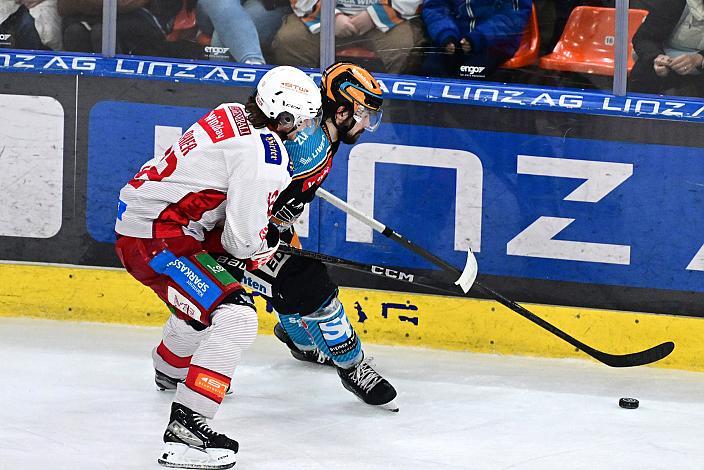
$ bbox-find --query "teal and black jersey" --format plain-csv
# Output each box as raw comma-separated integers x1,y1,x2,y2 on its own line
273,125,340,213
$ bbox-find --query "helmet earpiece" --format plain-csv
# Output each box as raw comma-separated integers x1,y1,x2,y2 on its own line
277,111,295,128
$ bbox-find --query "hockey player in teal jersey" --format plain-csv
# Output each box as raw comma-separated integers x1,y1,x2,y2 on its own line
264,62,398,411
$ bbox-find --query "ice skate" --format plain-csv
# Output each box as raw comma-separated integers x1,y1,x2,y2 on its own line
337,356,399,412
273,323,334,366
158,402,238,469
156,370,181,391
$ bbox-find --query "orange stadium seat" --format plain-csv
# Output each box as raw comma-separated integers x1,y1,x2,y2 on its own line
166,0,197,42
538,6,648,76
501,4,540,69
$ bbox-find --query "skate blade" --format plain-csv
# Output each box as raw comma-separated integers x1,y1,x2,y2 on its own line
380,399,399,413
349,392,399,412
158,442,236,469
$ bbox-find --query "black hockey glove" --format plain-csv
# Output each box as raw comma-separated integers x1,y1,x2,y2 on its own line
272,196,305,231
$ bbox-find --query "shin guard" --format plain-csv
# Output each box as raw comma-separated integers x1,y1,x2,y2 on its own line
277,312,316,352
301,298,362,369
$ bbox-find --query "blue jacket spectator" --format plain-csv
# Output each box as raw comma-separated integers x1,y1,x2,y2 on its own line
422,0,531,77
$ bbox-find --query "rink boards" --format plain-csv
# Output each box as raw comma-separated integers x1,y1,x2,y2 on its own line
1,53,704,370
1,261,702,372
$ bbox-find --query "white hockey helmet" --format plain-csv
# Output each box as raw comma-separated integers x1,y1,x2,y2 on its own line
255,66,322,136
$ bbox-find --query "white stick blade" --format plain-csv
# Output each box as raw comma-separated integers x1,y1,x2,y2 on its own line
454,251,478,293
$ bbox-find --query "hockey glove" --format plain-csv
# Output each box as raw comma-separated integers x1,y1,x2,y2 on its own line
271,196,305,231
245,222,280,271
279,226,302,249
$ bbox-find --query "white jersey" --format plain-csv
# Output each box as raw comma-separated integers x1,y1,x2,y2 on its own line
115,103,293,260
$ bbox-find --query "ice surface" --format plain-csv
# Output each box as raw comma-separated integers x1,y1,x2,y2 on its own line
1,317,702,470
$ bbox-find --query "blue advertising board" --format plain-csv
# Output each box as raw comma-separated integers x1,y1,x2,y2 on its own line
87,101,704,295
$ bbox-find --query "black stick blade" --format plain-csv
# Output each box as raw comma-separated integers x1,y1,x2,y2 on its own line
586,341,675,368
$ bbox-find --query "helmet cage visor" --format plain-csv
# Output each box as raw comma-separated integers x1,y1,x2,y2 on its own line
352,106,382,132
338,81,383,132
292,107,323,137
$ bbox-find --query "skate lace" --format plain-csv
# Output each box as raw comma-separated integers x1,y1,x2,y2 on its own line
192,414,220,440
349,358,383,392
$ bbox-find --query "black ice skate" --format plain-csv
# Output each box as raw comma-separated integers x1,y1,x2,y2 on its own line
156,370,181,391
273,323,334,366
338,357,399,412
158,402,238,469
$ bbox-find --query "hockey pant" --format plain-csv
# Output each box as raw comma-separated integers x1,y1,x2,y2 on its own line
215,251,363,369
116,232,260,418
153,296,258,418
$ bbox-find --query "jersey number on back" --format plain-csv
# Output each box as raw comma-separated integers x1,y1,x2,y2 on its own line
129,147,177,189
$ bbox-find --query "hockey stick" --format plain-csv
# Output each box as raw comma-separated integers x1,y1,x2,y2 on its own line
316,190,478,293
278,244,461,295
316,188,675,368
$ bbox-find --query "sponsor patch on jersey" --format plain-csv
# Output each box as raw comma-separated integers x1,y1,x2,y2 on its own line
258,251,289,277
150,250,222,310
166,286,201,321
194,253,238,286
303,157,332,191
228,106,251,136
240,271,271,296
261,134,282,165
198,108,235,143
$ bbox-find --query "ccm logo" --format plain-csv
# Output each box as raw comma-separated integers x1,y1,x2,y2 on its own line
460,65,485,75
371,265,414,282
205,46,229,55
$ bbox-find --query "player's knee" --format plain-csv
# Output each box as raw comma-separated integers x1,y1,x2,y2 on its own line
211,291,258,348
234,306,258,349
304,296,342,320
272,257,337,315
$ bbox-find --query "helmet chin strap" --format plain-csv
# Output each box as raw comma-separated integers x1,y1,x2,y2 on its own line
284,127,299,139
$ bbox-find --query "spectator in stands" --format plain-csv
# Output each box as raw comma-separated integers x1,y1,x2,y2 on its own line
271,0,425,74
58,0,181,57
1,0,62,50
422,0,532,78
630,0,704,96
196,0,291,64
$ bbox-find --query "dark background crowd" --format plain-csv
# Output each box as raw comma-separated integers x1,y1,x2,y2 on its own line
1,0,702,97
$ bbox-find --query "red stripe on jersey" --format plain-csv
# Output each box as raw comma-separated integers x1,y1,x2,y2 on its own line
156,341,192,368
129,147,178,189
185,365,231,403
154,189,226,238
228,106,251,136
198,108,235,143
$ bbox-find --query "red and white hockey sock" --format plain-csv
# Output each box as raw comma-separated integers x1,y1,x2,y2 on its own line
174,302,258,418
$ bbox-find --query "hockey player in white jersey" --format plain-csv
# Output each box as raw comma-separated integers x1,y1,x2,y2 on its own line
114,65,322,469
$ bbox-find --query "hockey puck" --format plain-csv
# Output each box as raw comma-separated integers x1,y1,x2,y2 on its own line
619,397,639,409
